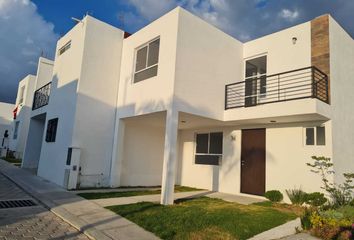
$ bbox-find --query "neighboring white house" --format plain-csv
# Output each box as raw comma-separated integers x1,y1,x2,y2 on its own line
9,74,36,159
0,102,15,155
25,16,125,186
8,57,53,160
18,7,354,205
22,57,54,170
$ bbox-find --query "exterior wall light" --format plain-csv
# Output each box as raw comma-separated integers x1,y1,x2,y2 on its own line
292,37,298,44
230,131,237,141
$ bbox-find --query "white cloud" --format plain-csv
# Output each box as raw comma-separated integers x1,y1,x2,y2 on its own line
127,0,176,20
0,0,58,103
279,9,299,21
126,0,233,37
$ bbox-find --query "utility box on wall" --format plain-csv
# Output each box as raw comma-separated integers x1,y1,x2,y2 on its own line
64,147,81,190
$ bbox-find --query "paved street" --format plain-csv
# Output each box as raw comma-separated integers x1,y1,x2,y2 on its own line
0,173,89,240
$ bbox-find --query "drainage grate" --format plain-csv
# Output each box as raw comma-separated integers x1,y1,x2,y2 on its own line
0,199,37,209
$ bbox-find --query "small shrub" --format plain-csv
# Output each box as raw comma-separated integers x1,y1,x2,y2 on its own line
349,199,354,206
306,156,354,207
286,188,307,205
301,207,313,230
337,230,353,240
306,192,327,207
264,190,283,202
310,209,353,240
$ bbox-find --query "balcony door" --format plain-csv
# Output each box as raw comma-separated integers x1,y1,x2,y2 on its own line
245,56,267,107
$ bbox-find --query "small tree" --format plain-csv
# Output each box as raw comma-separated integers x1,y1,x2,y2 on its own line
306,156,354,207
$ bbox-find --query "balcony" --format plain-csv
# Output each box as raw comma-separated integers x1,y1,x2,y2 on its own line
225,67,329,110
32,82,51,110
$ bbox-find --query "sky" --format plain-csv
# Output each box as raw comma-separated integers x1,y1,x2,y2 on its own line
0,0,353,104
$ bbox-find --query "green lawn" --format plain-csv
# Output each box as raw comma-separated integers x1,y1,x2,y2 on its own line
106,197,298,240
78,186,201,199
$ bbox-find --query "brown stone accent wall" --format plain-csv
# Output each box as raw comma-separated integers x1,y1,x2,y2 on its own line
311,15,330,101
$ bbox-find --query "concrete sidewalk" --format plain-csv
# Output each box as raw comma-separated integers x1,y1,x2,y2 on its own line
92,190,264,207
0,160,159,240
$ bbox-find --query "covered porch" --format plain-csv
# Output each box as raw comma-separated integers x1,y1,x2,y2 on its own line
110,110,329,205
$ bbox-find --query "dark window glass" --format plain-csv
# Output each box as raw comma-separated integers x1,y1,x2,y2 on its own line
135,46,148,72
196,133,209,154
195,155,219,165
46,118,58,142
134,38,160,83
66,148,72,165
134,65,158,83
19,86,25,104
147,39,160,67
316,126,325,145
58,41,71,56
306,128,314,145
13,121,20,139
209,132,223,154
260,75,267,94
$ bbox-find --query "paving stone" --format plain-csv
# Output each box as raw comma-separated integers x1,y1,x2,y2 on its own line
0,173,89,240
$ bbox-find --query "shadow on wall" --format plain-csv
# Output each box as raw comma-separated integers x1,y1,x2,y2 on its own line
9,104,32,159
0,116,12,149
115,93,225,189
37,74,123,188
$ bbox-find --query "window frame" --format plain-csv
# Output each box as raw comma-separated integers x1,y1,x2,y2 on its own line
194,132,223,166
58,40,71,56
45,118,58,143
13,121,20,139
304,126,326,146
133,37,160,83
244,54,268,102
18,86,25,105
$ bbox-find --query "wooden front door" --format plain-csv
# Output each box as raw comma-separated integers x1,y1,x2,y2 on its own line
241,129,266,196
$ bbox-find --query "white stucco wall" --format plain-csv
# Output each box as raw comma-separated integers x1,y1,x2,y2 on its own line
34,57,54,89
9,75,36,158
0,102,15,148
72,16,124,187
22,58,53,169
120,120,165,186
37,19,86,186
178,122,331,202
38,16,124,187
329,17,354,183
22,115,46,169
116,8,179,118
174,8,243,120
243,22,311,75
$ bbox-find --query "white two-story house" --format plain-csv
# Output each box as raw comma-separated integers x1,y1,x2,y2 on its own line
19,7,354,205
9,57,53,161
0,101,15,155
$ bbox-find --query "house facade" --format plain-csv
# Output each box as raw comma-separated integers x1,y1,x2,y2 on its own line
18,7,354,205
9,74,36,159
0,102,15,156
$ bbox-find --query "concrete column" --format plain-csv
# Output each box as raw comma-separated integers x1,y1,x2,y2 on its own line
109,118,125,187
161,110,178,205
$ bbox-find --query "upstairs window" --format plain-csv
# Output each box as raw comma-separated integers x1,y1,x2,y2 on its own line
134,38,160,83
46,118,58,142
58,41,71,56
13,121,20,139
195,132,223,165
18,86,25,104
305,126,325,146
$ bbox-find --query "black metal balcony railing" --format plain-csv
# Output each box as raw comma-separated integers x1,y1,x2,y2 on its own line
32,82,51,110
225,66,329,110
